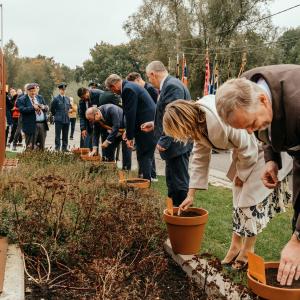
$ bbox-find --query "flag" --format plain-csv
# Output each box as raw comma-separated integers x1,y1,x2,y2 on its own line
203,48,210,96
175,54,180,78
181,53,188,87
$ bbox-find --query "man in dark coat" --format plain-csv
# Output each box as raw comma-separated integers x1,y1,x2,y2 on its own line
215,64,300,286
105,74,156,180
51,83,71,151
126,71,159,180
18,83,49,149
86,105,132,170
142,61,193,206
126,72,159,104
77,87,103,149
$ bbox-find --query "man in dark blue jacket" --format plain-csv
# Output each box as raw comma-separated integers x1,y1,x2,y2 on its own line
126,71,159,180
126,72,158,104
105,74,157,180
77,87,103,149
86,105,132,170
142,61,193,206
18,83,49,149
51,83,71,151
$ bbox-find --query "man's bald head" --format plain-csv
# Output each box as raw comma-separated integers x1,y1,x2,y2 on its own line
85,106,102,122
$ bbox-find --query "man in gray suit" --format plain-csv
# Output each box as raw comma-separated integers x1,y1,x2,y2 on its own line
142,61,193,206
51,83,71,151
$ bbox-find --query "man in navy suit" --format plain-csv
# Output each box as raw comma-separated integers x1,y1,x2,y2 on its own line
51,83,71,151
105,74,157,180
18,83,49,150
77,87,103,149
142,61,193,206
86,105,132,170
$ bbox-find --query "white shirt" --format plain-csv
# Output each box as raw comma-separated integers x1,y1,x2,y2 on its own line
257,78,272,140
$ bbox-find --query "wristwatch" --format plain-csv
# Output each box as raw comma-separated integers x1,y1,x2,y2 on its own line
294,229,300,241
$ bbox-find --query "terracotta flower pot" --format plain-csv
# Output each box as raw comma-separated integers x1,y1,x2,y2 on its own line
119,178,150,189
72,148,90,155
163,207,208,255
0,237,8,292
248,262,300,300
80,154,101,161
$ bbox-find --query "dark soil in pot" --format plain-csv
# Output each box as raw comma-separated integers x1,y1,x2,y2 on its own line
177,211,203,217
266,268,300,289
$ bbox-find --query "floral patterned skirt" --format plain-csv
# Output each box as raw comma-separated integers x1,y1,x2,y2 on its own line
233,177,291,237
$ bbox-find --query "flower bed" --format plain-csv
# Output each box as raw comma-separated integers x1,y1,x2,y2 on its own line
0,151,207,299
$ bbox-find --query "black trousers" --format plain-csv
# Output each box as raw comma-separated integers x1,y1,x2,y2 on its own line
9,118,19,144
165,151,190,207
55,122,69,151
34,123,47,150
70,118,76,138
12,117,23,146
292,155,300,232
135,131,156,180
102,135,132,170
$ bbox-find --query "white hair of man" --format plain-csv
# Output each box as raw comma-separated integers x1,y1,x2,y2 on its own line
215,78,266,123
105,74,122,89
145,61,168,74
85,106,100,119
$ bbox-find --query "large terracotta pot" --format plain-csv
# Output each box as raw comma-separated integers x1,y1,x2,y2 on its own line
163,207,208,255
119,178,150,189
247,262,300,300
0,237,8,292
71,148,90,155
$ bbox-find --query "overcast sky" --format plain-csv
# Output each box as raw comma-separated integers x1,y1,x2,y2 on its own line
1,0,300,68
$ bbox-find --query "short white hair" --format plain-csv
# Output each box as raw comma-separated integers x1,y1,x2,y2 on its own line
215,78,265,123
105,74,122,89
85,106,99,119
146,61,167,73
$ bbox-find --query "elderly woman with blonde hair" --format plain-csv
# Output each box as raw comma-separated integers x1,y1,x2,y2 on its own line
163,96,291,269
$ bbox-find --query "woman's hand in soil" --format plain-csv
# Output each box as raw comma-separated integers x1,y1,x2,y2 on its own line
277,234,300,285
178,189,196,214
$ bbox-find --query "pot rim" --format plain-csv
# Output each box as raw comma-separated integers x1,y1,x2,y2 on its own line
247,261,300,292
163,207,208,226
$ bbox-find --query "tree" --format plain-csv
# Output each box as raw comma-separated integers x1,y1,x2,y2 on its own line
82,42,143,84
3,39,19,87
123,0,278,97
277,27,300,64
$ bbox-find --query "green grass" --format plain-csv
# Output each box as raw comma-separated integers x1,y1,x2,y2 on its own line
5,151,18,159
152,175,293,261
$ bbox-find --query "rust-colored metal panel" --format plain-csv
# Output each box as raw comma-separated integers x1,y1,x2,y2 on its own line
0,49,6,168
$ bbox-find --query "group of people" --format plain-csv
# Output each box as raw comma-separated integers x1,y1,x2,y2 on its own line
161,63,300,286
5,61,300,287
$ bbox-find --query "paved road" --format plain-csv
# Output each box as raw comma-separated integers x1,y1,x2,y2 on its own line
7,122,232,179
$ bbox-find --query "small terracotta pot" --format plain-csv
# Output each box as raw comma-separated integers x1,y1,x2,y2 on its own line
0,237,8,292
72,148,90,155
164,207,208,255
119,178,150,189
80,154,101,161
248,262,300,300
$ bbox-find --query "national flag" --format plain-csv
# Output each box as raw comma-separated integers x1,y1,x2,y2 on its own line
203,48,210,96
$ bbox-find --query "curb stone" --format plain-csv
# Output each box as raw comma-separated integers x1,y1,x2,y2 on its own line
0,245,24,300
164,239,254,300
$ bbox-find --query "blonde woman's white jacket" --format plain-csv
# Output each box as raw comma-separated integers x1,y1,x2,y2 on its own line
189,95,292,208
